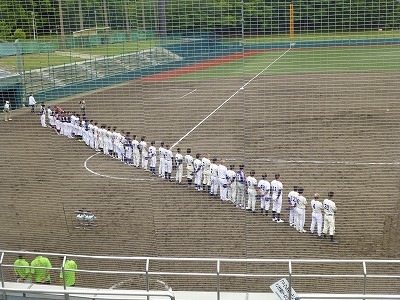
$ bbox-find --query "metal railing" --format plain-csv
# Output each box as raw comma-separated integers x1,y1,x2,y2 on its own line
1,250,399,300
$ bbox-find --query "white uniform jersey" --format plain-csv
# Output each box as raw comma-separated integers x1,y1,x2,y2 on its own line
226,170,236,183
28,95,36,105
297,195,307,209
175,153,183,165
217,164,227,181
193,158,202,173
202,158,211,174
246,176,257,191
149,146,157,158
185,154,193,168
132,139,139,152
323,199,336,215
257,180,270,196
158,147,165,158
140,141,148,155
288,191,299,206
164,149,173,161
270,179,283,196
311,199,323,214
210,163,218,177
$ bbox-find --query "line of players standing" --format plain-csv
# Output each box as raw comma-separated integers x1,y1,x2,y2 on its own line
39,104,338,244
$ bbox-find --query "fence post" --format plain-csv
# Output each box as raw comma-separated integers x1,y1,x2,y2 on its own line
0,252,6,300
216,260,220,300
146,258,150,300
288,260,292,300
363,261,367,299
61,256,69,300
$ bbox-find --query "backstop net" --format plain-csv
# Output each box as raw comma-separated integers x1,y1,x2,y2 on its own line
0,0,399,296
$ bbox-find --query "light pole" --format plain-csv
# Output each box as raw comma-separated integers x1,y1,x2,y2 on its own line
94,10,98,28
31,11,37,40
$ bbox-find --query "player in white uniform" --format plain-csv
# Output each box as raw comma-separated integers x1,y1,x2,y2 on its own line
3,101,11,121
175,148,184,184
139,136,148,170
47,106,54,128
295,188,307,233
270,173,284,223
258,174,271,215
193,153,203,191
158,142,165,178
163,144,173,181
40,104,47,127
218,160,228,201
226,165,236,204
288,186,299,227
148,141,157,175
132,135,140,167
310,193,323,237
322,191,337,243
201,153,211,192
185,148,194,186
236,165,246,209
124,133,133,165
246,170,258,212
209,158,218,197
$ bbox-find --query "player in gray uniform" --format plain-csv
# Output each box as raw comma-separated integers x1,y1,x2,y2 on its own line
175,148,183,184
193,153,203,191
149,141,157,175
310,193,323,237
322,191,338,243
236,165,246,209
163,144,173,181
132,135,140,167
226,165,236,203
185,148,194,186
158,142,165,178
209,158,218,197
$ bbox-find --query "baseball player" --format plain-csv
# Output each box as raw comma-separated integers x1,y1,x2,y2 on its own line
209,158,219,197
193,153,203,191
132,135,140,167
149,141,157,175
322,191,337,243
218,160,228,201
295,187,307,233
201,153,211,192
288,186,299,227
163,144,173,181
158,142,165,178
40,104,47,127
124,133,133,165
3,101,11,121
175,148,183,184
310,193,323,237
236,165,246,209
226,165,236,203
246,170,258,212
258,174,271,215
270,173,284,223
185,148,194,185
139,136,148,170
28,93,36,113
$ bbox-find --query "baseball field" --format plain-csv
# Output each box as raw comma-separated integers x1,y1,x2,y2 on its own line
0,44,399,293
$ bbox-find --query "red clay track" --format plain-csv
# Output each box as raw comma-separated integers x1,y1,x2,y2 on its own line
141,49,266,82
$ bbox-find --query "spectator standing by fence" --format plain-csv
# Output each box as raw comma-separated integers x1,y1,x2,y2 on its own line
31,254,52,284
59,257,78,287
14,252,31,282
28,94,36,113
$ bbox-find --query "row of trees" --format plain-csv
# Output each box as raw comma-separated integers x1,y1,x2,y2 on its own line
1,0,400,41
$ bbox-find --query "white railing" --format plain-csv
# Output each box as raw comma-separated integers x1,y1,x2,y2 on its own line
1,250,399,300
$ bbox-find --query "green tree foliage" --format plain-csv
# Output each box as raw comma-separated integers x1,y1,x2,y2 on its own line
0,0,399,40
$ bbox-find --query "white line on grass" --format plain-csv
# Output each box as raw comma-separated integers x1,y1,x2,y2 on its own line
84,152,155,181
171,46,293,149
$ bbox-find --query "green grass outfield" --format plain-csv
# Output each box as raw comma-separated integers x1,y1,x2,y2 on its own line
173,45,400,80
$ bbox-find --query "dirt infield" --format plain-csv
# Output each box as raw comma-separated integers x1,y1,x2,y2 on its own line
0,71,399,293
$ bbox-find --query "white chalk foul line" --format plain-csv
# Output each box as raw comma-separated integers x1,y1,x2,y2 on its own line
227,157,400,166
84,152,154,181
179,89,197,98
171,46,293,150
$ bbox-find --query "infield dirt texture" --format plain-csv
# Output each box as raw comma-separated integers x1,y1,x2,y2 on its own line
0,50,399,293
